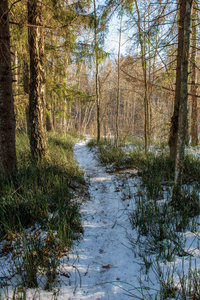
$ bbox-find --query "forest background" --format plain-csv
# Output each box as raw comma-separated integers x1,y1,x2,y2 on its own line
0,0,199,214
2,0,199,146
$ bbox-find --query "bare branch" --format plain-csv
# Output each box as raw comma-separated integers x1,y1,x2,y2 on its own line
121,68,200,98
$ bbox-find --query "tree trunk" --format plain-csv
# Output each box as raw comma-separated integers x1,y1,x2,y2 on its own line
28,0,50,161
14,50,19,98
134,0,150,153
23,60,29,133
46,102,54,132
94,0,100,142
116,13,123,146
172,0,192,200
169,0,186,162
0,0,17,174
190,1,198,146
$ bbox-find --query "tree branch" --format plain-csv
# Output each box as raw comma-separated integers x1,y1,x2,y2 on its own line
121,68,200,98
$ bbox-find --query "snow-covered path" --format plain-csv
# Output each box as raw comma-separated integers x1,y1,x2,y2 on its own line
58,140,141,299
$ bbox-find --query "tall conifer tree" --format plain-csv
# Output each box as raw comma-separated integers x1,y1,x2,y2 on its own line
0,0,17,174
28,0,50,161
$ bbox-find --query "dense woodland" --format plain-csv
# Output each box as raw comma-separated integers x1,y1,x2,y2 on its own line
0,0,199,198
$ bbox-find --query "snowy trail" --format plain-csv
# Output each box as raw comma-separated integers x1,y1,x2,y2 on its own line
32,140,200,300
57,140,141,299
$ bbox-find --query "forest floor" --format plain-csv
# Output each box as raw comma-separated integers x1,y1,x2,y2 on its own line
1,139,200,299
37,139,200,300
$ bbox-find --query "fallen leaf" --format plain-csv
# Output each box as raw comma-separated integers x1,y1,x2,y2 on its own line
60,272,70,278
102,264,111,269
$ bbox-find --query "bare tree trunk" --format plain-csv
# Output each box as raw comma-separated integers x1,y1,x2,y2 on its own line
169,1,185,162
28,0,50,161
116,13,123,146
66,104,72,132
78,101,82,133
172,0,192,201
94,0,100,142
84,103,95,132
0,0,17,174
23,60,29,133
134,0,150,153
46,102,54,131
190,1,198,146
14,50,18,98
132,95,136,134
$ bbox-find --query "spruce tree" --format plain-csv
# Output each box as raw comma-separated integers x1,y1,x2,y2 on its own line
0,0,17,174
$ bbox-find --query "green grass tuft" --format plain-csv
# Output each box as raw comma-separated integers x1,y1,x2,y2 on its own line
0,131,86,291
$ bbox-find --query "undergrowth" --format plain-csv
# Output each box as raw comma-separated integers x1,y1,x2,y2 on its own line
88,137,200,299
88,137,200,198
0,132,86,294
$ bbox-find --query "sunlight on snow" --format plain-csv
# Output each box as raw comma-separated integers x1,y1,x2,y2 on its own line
90,176,112,182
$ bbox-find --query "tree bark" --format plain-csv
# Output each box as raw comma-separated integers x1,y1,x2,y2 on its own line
23,60,29,133
94,0,100,142
0,0,17,174
46,102,54,132
190,1,198,146
169,0,187,162
172,0,192,200
28,0,50,161
116,13,123,147
134,0,150,153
